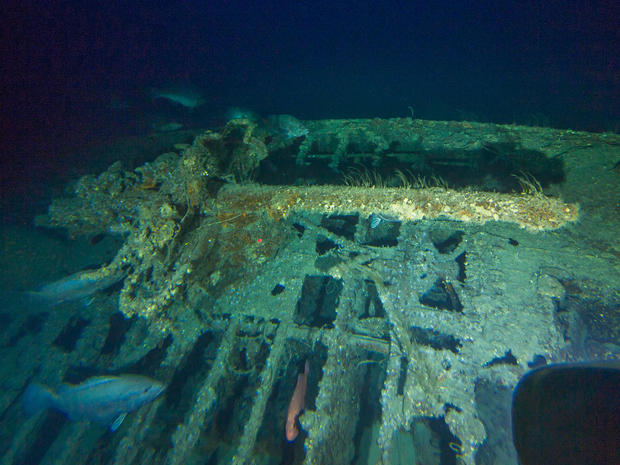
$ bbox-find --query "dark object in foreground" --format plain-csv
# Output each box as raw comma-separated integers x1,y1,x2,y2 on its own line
512,361,620,465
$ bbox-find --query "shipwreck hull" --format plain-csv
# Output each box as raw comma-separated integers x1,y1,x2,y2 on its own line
2,117,619,465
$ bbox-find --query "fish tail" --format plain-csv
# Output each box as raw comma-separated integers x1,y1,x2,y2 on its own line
22,383,56,416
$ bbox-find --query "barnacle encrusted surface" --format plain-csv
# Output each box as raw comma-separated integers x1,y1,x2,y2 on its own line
11,118,617,465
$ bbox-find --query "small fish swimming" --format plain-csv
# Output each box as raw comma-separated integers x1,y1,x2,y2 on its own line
23,374,165,431
26,268,125,307
369,213,400,229
225,106,260,122
153,121,184,132
267,114,309,139
149,87,205,109
285,360,309,442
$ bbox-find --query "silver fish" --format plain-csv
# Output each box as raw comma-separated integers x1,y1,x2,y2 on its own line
23,375,165,431
369,213,400,229
225,106,260,122
267,114,309,139
149,87,205,108
26,269,125,306
153,121,184,132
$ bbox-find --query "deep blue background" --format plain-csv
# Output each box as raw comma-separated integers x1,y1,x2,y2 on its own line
1,0,619,206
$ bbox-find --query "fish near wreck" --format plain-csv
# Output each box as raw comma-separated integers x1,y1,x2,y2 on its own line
285,360,309,442
23,375,165,431
149,86,206,109
26,268,125,307
267,114,309,139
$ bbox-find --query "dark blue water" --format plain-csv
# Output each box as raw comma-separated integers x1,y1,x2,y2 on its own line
2,1,618,209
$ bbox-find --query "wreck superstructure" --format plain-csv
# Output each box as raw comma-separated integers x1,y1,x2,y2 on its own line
2,117,619,465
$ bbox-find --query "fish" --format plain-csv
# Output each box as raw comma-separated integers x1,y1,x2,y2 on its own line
153,121,184,132
26,268,125,307
23,374,165,431
225,106,260,122
267,114,309,139
149,87,205,109
285,360,309,442
369,213,400,229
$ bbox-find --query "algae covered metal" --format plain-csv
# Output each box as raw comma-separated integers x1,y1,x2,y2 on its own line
4,117,618,465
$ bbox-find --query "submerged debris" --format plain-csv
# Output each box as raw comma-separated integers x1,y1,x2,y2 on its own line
8,117,617,465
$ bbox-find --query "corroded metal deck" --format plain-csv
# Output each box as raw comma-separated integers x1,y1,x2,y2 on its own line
2,118,619,465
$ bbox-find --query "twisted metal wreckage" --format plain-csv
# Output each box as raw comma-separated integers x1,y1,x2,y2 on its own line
11,117,617,465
